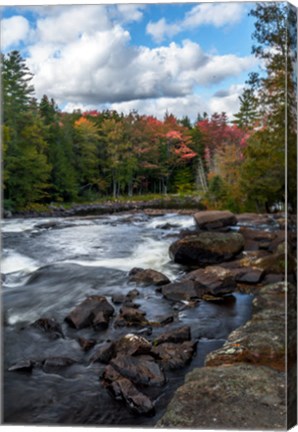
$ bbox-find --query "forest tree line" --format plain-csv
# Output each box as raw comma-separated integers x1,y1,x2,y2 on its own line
2,2,297,213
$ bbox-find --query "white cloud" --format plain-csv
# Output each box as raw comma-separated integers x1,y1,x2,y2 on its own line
2,5,256,121
147,3,246,43
209,84,245,118
1,15,30,49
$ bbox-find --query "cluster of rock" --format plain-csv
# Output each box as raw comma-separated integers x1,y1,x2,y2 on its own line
156,210,296,429
8,209,295,425
157,281,294,429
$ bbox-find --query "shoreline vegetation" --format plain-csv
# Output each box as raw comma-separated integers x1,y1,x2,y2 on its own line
2,5,297,216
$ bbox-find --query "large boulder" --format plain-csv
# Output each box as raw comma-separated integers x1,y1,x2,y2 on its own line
65,296,114,329
205,282,286,372
194,210,237,231
128,268,170,286
169,232,244,266
157,364,285,429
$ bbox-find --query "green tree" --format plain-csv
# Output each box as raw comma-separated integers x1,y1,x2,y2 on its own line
2,52,52,210
239,2,294,211
39,95,77,201
233,88,259,131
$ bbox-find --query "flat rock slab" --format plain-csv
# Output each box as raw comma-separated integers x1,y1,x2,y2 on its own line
194,210,237,230
157,363,286,429
65,296,114,329
114,334,152,357
169,232,244,266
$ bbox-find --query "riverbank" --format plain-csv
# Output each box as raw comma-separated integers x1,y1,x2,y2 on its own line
3,195,204,219
157,281,295,430
156,210,296,430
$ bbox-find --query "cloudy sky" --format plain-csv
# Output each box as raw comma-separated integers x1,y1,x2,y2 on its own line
1,2,259,121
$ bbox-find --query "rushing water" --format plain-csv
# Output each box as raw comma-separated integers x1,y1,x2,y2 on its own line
2,212,253,426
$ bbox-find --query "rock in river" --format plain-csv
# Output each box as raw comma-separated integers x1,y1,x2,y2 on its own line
108,354,166,387
194,210,237,231
152,341,197,370
169,231,244,266
31,317,64,339
65,295,114,329
128,267,170,286
107,375,155,415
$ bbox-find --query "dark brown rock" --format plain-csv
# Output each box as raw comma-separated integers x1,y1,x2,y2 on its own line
162,280,199,302
90,342,115,364
107,376,155,415
31,317,64,339
152,341,196,369
114,334,152,356
194,210,237,230
110,354,166,387
128,267,170,286
154,325,191,345
78,337,96,351
42,357,77,373
182,265,236,296
114,306,148,327
169,232,244,266
65,296,114,329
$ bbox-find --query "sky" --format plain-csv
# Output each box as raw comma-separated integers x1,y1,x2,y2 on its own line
1,1,260,121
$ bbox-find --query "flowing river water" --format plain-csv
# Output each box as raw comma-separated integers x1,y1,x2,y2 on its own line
2,212,253,426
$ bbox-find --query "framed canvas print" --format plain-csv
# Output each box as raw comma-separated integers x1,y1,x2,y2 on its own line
1,0,297,429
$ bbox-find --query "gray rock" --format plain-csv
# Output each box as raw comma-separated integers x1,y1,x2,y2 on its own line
157,364,285,429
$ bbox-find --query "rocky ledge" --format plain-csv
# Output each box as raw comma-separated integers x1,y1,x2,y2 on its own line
157,282,295,430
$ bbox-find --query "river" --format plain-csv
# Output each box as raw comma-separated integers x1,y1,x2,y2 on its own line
2,212,253,426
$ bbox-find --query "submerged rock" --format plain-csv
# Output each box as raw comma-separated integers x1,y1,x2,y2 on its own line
31,317,64,339
8,360,34,372
169,232,244,266
78,337,96,352
65,296,114,329
194,210,237,231
128,267,170,286
42,357,77,373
